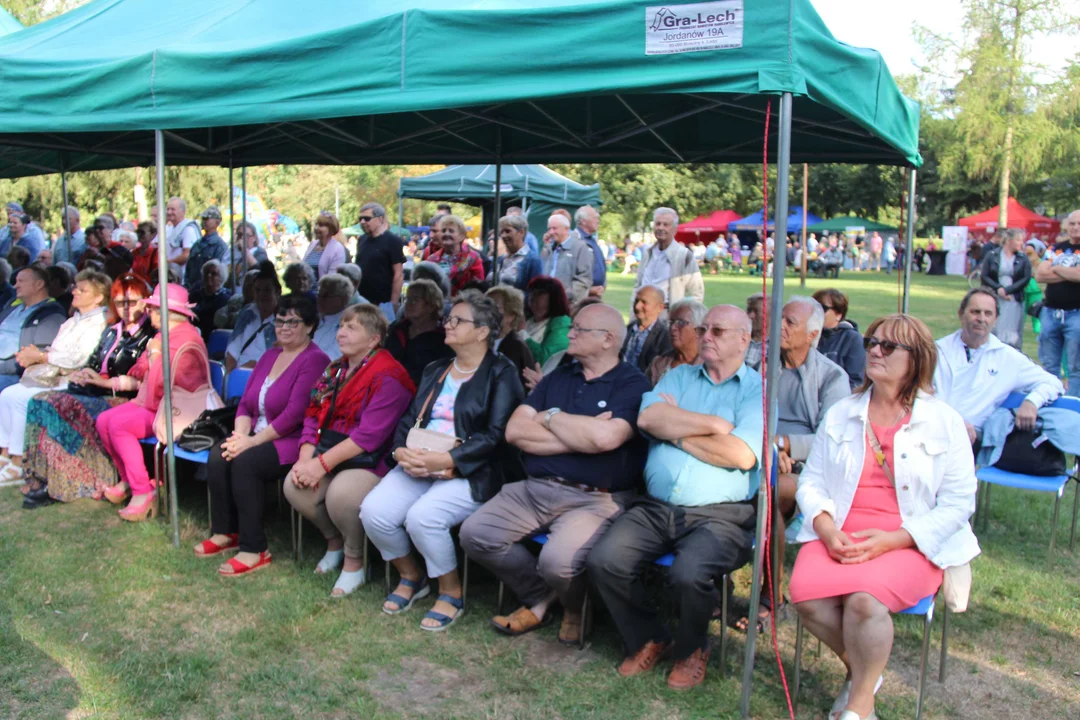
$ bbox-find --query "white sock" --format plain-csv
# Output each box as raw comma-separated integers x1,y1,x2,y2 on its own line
331,567,366,596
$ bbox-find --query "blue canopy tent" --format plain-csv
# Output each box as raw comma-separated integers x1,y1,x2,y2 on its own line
729,206,824,246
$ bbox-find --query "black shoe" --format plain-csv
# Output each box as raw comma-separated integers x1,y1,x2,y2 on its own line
22,494,55,509
23,485,50,503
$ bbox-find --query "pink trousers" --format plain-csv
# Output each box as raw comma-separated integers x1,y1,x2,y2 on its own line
97,403,157,495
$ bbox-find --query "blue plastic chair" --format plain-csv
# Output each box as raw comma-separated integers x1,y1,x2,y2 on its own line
207,329,230,361
209,360,225,398
224,367,252,404
975,391,1080,552
793,592,944,720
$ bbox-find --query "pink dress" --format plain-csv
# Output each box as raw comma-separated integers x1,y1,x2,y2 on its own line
789,417,943,612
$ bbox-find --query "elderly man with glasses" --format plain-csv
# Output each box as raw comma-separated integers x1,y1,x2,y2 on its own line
461,303,651,646
587,304,763,691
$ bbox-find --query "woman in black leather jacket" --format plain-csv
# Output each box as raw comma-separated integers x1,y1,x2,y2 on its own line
980,228,1032,349
362,291,525,632
21,274,155,505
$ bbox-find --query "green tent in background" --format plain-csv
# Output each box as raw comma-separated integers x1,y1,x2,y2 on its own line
0,5,23,36
807,216,899,234
0,0,920,177
398,165,601,241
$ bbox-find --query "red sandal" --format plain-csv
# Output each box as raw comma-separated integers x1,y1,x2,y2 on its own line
218,551,272,577
194,534,239,558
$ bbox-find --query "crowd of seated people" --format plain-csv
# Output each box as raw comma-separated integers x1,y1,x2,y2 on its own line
6,192,1010,719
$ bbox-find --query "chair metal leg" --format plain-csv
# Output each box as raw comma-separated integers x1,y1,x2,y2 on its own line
939,604,950,683
981,482,992,533
497,581,505,615
385,558,391,596
297,515,304,563
290,508,298,562
206,484,211,526
793,614,804,704
719,572,729,679
916,603,935,720
579,593,589,650
1070,477,1079,552
1050,488,1062,554
461,554,469,605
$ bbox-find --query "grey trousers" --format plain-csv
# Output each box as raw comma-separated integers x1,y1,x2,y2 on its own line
283,468,380,559
460,478,631,611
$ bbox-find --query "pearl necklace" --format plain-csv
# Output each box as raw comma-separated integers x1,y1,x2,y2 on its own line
453,358,480,374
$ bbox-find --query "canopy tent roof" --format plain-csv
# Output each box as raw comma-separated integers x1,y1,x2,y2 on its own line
730,206,823,234
958,197,1060,238
807,215,898,233
675,210,742,244
0,6,21,36
0,0,920,179
399,164,600,206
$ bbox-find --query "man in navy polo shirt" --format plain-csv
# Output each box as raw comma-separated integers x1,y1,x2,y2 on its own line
461,303,650,645
588,304,762,691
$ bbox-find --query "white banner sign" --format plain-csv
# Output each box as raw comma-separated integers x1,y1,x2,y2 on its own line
942,226,969,253
645,1,744,55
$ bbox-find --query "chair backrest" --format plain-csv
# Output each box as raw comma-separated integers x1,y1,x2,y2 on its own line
1003,391,1080,414
209,360,225,397
225,368,253,404
207,329,231,360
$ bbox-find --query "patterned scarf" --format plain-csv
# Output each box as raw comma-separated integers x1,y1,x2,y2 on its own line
305,348,416,430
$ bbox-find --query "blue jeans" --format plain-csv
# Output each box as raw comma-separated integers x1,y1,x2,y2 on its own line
1038,307,1080,396
0,374,20,392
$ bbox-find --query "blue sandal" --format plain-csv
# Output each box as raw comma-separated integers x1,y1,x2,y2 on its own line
420,594,464,632
382,576,430,615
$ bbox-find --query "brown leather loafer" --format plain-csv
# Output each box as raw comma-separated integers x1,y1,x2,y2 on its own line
667,646,711,691
617,639,672,677
490,606,551,636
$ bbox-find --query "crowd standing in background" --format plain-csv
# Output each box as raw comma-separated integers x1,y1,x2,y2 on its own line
3,186,1079,717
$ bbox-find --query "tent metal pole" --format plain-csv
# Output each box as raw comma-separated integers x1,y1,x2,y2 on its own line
154,130,180,548
741,91,792,720
60,158,72,250
397,187,404,228
492,131,503,278
241,167,248,258
800,164,808,287
902,169,917,314
228,158,235,291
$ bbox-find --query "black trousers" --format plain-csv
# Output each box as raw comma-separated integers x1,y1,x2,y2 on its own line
207,441,289,553
587,495,756,661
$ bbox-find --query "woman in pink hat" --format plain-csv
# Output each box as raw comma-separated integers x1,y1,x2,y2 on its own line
96,283,209,521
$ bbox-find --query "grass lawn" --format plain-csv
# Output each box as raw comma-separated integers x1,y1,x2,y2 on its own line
2,271,1077,719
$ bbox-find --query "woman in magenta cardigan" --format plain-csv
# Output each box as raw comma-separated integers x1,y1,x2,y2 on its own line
194,294,330,577
284,303,415,597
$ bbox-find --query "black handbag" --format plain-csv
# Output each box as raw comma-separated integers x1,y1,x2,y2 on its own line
994,421,1067,477
314,367,379,471
177,405,238,452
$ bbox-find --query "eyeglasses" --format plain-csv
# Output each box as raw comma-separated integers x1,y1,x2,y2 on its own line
695,325,741,339
274,318,303,329
670,319,693,330
442,316,480,330
863,337,914,356
568,324,610,336
114,299,139,307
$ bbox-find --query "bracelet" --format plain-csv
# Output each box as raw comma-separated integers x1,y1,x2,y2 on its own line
318,454,332,474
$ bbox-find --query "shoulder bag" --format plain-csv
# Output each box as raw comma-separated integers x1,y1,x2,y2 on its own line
866,419,971,613
154,342,225,444
315,365,379,471
406,365,463,453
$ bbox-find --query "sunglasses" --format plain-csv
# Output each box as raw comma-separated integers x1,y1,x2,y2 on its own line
358,216,375,222
863,337,913,356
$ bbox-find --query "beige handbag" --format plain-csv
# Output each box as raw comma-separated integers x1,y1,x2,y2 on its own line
405,365,463,453
20,362,69,388
154,342,225,444
866,420,972,613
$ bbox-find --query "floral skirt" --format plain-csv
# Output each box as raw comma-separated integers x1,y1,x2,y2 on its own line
23,390,128,503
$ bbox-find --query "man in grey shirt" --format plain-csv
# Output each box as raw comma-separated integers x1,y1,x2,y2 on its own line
738,295,849,632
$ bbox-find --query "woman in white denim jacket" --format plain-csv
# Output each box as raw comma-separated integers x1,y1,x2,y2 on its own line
790,314,980,720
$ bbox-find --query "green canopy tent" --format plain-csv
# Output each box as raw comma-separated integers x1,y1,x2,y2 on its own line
0,2,921,714
0,6,22,36
807,215,899,234
398,164,601,241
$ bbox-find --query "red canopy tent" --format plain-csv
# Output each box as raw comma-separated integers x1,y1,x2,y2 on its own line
958,197,1061,241
675,210,742,245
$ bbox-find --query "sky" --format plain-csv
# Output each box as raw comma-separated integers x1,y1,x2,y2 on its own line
810,0,1076,78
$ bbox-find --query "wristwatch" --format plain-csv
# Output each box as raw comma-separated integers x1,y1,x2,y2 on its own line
544,407,562,429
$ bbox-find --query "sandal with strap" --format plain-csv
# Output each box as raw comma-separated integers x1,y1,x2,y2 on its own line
194,534,239,558
490,606,553,636
420,594,464,633
830,675,884,720
315,549,344,575
0,464,25,486
382,576,430,615
218,550,272,577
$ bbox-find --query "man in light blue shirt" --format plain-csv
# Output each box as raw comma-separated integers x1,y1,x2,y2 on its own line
588,304,762,691
52,206,86,265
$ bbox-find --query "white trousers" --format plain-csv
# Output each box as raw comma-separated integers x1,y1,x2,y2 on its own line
0,382,52,456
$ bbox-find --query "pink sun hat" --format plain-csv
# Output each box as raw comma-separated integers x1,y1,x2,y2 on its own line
144,282,196,319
